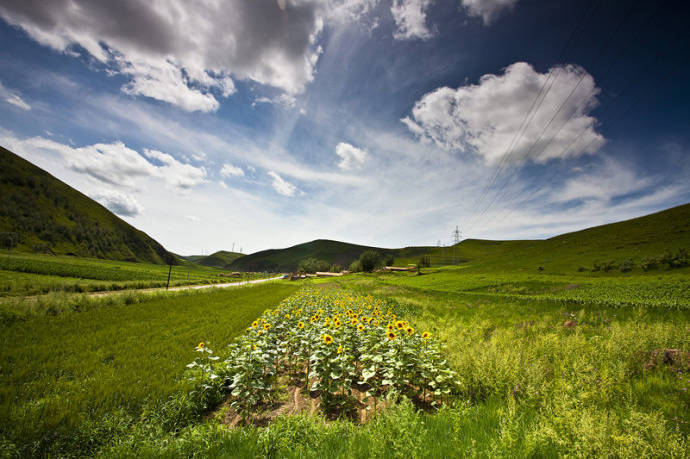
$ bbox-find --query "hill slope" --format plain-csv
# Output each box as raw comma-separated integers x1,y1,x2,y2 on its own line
197,250,244,268
460,203,690,273
227,239,422,272
0,146,174,264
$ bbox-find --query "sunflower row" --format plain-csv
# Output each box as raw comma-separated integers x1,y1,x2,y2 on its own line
203,289,459,417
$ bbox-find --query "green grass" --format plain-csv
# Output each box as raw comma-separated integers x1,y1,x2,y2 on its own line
91,271,689,457
195,250,245,268
0,146,173,264
0,253,271,296
0,282,298,456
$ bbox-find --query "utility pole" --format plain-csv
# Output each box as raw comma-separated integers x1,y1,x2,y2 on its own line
452,225,461,265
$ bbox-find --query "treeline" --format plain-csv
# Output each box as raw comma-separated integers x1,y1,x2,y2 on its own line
583,248,689,273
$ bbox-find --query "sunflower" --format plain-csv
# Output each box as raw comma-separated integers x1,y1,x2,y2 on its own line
198,342,205,349
422,331,431,339
337,345,343,354
351,318,359,325
323,334,334,345
257,330,263,336
357,324,365,332
387,324,395,332
285,314,291,319
263,323,271,330
396,321,405,330
386,331,397,340
251,321,258,328
297,321,305,329
252,344,257,351
406,326,414,335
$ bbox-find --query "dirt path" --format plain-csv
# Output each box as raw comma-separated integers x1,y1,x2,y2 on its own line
87,276,285,297
0,276,285,303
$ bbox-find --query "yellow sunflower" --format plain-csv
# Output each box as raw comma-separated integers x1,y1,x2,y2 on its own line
386,331,397,340
337,345,343,354
198,342,205,349
422,331,431,339
357,324,365,332
406,326,414,335
263,323,271,330
251,321,258,328
297,321,305,329
396,321,405,330
323,334,334,345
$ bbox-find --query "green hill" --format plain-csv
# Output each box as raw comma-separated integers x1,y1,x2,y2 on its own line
395,203,690,274
196,250,244,268
0,146,174,264
227,239,422,272
459,203,690,274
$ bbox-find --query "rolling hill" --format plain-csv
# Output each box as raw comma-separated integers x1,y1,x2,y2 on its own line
226,204,689,274
0,146,175,264
197,250,245,268
227,239,433,272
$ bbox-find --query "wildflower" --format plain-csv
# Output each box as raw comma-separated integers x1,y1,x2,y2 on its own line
251,321,258,328
387,324,394,332
357,324,365,332
285,314,291,319
252,344,257,351
422,332,431,339
351,318,359,325
406,326,414,335
386,331,397,340
337,345,343,354
396,321,405,330
323,334,334,345
263,323,271,330
297,321,305,329
257,330,263,336
198,342,205,349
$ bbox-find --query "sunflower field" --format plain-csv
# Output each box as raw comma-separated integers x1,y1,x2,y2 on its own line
187,289,459,420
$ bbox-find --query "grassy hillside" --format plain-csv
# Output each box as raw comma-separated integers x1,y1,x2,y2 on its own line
195,250,244,268
0,146,173,264
228,239,405,272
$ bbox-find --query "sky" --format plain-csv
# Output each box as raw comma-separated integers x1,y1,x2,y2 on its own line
0,0,689,255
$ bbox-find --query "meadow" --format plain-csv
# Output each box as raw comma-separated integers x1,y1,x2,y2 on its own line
0,261,688,457
0,253,268,297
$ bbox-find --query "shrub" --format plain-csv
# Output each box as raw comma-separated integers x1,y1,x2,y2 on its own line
297,258,331,274
349,260,362,272
640,256,659,271
359,250,383,272
619,258,634,272
417,256,431,268
329,264,342,273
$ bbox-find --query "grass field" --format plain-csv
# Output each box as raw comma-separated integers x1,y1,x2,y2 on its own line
0,282,298,456
0,253,271,297
0,248,688,457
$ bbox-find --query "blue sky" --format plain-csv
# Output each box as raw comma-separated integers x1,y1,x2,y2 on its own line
0,0,688,255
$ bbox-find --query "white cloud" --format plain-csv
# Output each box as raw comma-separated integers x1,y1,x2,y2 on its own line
0,1,381,112
391,0,434,40
143,149,207,189
0,81,31,110
92,189,144,217
402,62,605,165
186,215,200,222
461,0,518,25
220,163,245,178
267,171,298,196
335,142,368,170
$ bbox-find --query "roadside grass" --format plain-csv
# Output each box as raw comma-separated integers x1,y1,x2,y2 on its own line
0,253,270,296
0,282,298,456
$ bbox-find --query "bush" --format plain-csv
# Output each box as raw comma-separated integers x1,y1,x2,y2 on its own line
329,264,342,273
417,256,431,268
592,260,616,272
640,256,659,271
349,260,361,272
619,258,634,272
297,258,331,274
358,250,383,272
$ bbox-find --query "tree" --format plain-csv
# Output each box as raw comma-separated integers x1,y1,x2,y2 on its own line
358,250,383,272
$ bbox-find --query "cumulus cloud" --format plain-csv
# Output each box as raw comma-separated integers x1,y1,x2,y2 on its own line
461,0,518,25
0,81,31,110
0,133,206,190
92,189,144,217
391,0,434,40
0,0,336,112
335,142,368,170
220,163,245,178
402,62,605,165
267,171,298,196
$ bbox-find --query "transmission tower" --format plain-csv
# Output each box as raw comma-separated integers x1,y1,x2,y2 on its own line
452,226,461,265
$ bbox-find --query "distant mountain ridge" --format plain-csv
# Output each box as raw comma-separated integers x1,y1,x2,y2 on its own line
0,146,174,264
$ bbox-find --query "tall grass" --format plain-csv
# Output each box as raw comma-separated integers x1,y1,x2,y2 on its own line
0,283,298,456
